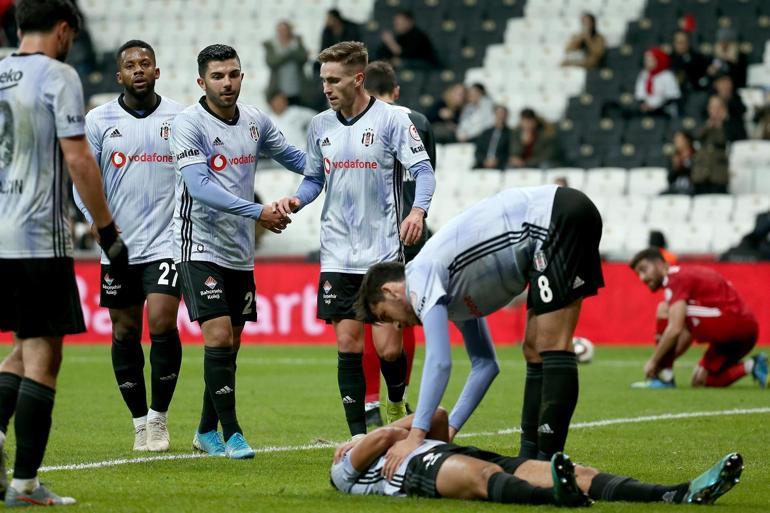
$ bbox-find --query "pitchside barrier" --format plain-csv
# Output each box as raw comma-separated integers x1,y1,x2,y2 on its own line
2,262,768,345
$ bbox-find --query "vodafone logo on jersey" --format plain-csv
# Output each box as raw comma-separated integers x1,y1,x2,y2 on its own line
326,159,378,171
111,151,127,168
210,153,257,172
323,158,331,175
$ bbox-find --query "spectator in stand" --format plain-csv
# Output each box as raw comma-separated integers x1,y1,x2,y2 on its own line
266,91,316,151
508,108,559,169
712,73,747,141
649,230,678,265
634,47,681,118
669,31,708,92
473,105,511,169
664,130,695,195
706,27,747,89
321,9,361,50
376,10,439,70
264,21,309,105
456,83,495,142
427,83,465,143
691,96,734,194
561,12,605,69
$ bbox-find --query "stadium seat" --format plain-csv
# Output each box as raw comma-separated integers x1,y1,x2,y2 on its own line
623,222,656,254
627,167,668,195
732,193,770,222
502,168,545,189
599,222,626,256
605,195,650,223
467,169,504,200
754,167,770,194
710,220,756,253
583,167,628,197
647,195,692,225
691,194,735,223
667,222,713,254
441,144,476,172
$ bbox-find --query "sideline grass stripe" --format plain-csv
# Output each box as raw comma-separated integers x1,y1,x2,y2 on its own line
36,407,770,473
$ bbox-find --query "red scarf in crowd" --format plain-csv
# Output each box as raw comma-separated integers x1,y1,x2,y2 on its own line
645,48,670,94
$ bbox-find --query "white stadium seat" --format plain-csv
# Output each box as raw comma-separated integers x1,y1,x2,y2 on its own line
545,168,586,189
623,223,655,254
584,167,627,196
627,167,668,196
502,168,545,189
710,220,755,253
605,195,649,224
599,223,626,256
690,194,735,223
667,223,713,254
647,195,692,225
732,194,770,222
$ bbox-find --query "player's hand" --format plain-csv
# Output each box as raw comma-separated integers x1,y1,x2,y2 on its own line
400,208,424,246
643,358,658,379
448,426,458,442
97,221,129,275
273,196,301,216
258,207,291,234
333,439,360,464
382,432,421,481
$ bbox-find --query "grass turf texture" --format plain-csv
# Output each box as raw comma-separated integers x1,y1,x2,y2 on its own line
1,344,767,512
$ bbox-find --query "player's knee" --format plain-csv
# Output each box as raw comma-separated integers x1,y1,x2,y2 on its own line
479,464,505,497
575,465,599,481
113,322,141,345
656,301,668,319
376,344,401,362
147,313,177,335
336,333,362,353
205,326,233,347
521,340,540,362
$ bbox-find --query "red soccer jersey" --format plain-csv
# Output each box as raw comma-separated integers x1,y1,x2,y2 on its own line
663,266,758,343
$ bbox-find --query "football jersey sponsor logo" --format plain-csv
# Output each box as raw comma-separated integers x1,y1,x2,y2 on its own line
0,68,23,89
210,154,227,171
66,114,84,124
111,151,127,168
361,128,375,147
321,137,331,147
205,276,218,289
109,128,122,138
104,273,114,285
176,148,200,160
210,153,257,171
159,121,171,140
327,159,378,170
408,124,421,141
249,121,260,142
323,158,331,175
212,136,224,146
410,144,425,154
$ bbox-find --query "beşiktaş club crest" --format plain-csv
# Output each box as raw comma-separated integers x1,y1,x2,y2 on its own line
159,121,171,140
249,121,260,142
534,250,547,272
361,128,375,147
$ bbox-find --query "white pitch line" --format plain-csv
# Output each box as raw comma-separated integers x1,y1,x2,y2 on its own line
36,407,770,473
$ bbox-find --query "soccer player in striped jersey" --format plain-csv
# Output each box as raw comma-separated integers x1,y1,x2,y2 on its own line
171,44,305,459
274,42,436,439
629,248,767,389
0,0,127,505
355,185,604,479
360,60,437,427
73,40,183,453
331,410,743,506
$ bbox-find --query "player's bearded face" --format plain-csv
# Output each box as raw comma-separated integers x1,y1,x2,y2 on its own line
117,48,159,98
320,62,362,112
635,260,664,291
200,59,242,109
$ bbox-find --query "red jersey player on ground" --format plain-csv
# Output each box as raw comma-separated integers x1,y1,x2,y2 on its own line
629,248,767,389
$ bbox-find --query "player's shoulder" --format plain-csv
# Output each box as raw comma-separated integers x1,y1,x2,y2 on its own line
174,102,204,122
309,107,337,129
158,95,186,114
41,56,79,79
85,96,119,121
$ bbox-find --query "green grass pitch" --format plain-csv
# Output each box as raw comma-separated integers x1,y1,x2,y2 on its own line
1,344,768,512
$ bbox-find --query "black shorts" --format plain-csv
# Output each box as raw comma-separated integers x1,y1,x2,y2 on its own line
0,258,86,338
317,272,364,323
178,261,256,326
527,187,604,315
100,258,181,309
402,443,528,498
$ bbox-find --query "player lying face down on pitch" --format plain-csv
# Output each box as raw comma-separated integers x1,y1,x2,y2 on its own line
330,408,743,506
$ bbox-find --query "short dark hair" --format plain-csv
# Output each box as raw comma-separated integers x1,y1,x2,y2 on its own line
629,248,664,269
115,40,156,67
197,44,240,77
364,61,398,96
354,262,406,322
318,41,368,70
395,9,414,21
16,0,81,34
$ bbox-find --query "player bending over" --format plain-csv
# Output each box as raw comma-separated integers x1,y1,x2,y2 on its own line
630,248,767,389
331,409,743,506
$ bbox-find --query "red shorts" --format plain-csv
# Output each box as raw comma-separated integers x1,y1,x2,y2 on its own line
691,312,758,374
699,338,756,374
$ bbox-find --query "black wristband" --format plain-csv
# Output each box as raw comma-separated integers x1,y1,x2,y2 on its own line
97,221,118,249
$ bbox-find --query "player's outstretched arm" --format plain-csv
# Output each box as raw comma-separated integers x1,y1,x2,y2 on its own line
448,318,500,440
181,163,290,233
274,174,325,215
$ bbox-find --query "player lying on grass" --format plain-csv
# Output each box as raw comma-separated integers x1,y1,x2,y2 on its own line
630,248,768,389
331,409,743,506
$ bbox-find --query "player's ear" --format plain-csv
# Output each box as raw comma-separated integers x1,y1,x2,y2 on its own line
196,76,205,91
154,67,160,80
381,282,398,300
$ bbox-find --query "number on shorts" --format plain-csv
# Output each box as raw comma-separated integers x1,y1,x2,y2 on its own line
242,292,254,315
538,275,553,303
158,262,178,287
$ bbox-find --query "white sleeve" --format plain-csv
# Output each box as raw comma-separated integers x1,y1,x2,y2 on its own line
389,109,430,169
43,64,85,138
170,113,207,169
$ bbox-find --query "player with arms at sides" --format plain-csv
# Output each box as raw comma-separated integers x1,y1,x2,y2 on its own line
73,39,183,453
629,248,767,389
331,409,743,506
360,60,437,427
170,44,305,458
273,42,436,439
356,184,604,480
0,0,128,505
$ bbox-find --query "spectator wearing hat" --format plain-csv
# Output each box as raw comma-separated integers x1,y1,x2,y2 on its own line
706,27,747,88
635,47,681,118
